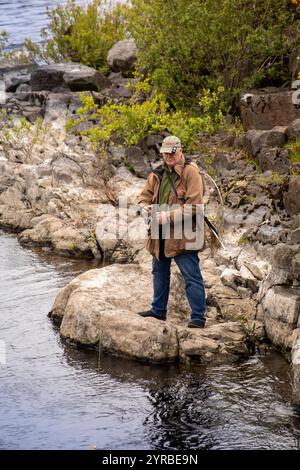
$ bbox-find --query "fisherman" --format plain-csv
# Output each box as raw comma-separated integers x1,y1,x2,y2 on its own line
137,135,206,328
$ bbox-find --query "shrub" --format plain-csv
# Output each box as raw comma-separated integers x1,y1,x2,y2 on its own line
0,112,47,161
25,0,129,72
128,0,300,111
286,139,300,163
66,77,226,152
0,31,8,57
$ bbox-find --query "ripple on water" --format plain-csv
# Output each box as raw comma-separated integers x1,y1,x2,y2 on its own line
0,230,300,449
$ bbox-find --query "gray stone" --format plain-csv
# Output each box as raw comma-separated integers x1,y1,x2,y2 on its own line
243,261,266,280
43,93,69,135
272,243,300,270
255,224,286,245
15,83,32,100
31,63,110,92
263,313,295,349
4,68,31,92
283,176,300,216
107,39,137,73
106,72,133,99
290,228,300,244
239,265,260,293
240,89,300,130
262,286,300,326
125,146,151,178
22,105,43,123
212,152,234,173
257,147,290,174
292,253,300,279
220,267,245,290
51,155,83,186
49,263,250,364
286,118,300,142
108,141,126,167
243,127,286,158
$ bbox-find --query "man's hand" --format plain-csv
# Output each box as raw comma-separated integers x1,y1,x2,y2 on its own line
143,204,152,216
155,211,169,225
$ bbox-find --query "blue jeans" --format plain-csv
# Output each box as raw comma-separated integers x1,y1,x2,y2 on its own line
151,240,206,323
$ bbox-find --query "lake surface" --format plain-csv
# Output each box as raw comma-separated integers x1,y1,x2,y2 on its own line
1,0,300,451
0,1,81,49
0,0,126,50
1,229,300,450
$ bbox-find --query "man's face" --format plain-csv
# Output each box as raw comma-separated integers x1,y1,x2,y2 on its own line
162,148,182,168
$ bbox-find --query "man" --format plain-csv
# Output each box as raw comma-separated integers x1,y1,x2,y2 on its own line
137,135,206,328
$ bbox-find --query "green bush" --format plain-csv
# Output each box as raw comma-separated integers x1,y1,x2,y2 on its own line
286,139,300,163
25,0,129,72
67,78,226,151
0,31,8,56
128,0,300,111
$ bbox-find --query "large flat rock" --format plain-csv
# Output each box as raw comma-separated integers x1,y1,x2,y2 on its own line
49,263,250,364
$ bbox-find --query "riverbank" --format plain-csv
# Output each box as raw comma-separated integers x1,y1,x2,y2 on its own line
1,229,300,449
0,49,299,382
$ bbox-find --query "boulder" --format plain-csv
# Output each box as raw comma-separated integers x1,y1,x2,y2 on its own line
286,118,300,142
240,89,300,130
243,127,286,157
125,146,152,178
3,68,31,93
50,154,84,186
105,166,145,204
107,39,137,73
290,228,300,244
177,321,249,365
18,215,91,256
272,243,300,270
49,262,251,364
283,176,300,215
220,267,244,290
292,253,300,279
104,72,134,101
261,286,300,349
257,148,290,174
206,281,257,321
95,204,147,262
255,224,286,245
30,63,110,92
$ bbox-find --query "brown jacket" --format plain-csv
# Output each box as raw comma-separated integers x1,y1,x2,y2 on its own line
137,156,204,259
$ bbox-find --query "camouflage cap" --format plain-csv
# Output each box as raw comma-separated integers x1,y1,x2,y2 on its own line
160,135,181,154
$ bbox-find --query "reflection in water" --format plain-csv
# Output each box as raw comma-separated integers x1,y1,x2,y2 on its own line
145,358,300,450
0,0,128,49
0,0,86,49
1,229,300,450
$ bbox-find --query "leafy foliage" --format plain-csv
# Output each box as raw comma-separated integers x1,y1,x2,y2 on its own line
67,78,226,151
0,31,8,56
128,0,300,110
0,111,47,161
25,0,128,72
286,139,300,163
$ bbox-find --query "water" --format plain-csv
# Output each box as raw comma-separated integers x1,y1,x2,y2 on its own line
0,0,126,50
0,1,83,49
1,0,299,452
1,229,300,450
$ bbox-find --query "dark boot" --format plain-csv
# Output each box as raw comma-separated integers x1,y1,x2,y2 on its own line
138,309,166,321
188,320,205,328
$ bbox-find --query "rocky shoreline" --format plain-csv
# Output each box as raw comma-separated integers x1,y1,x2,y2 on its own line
0,43,299,397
